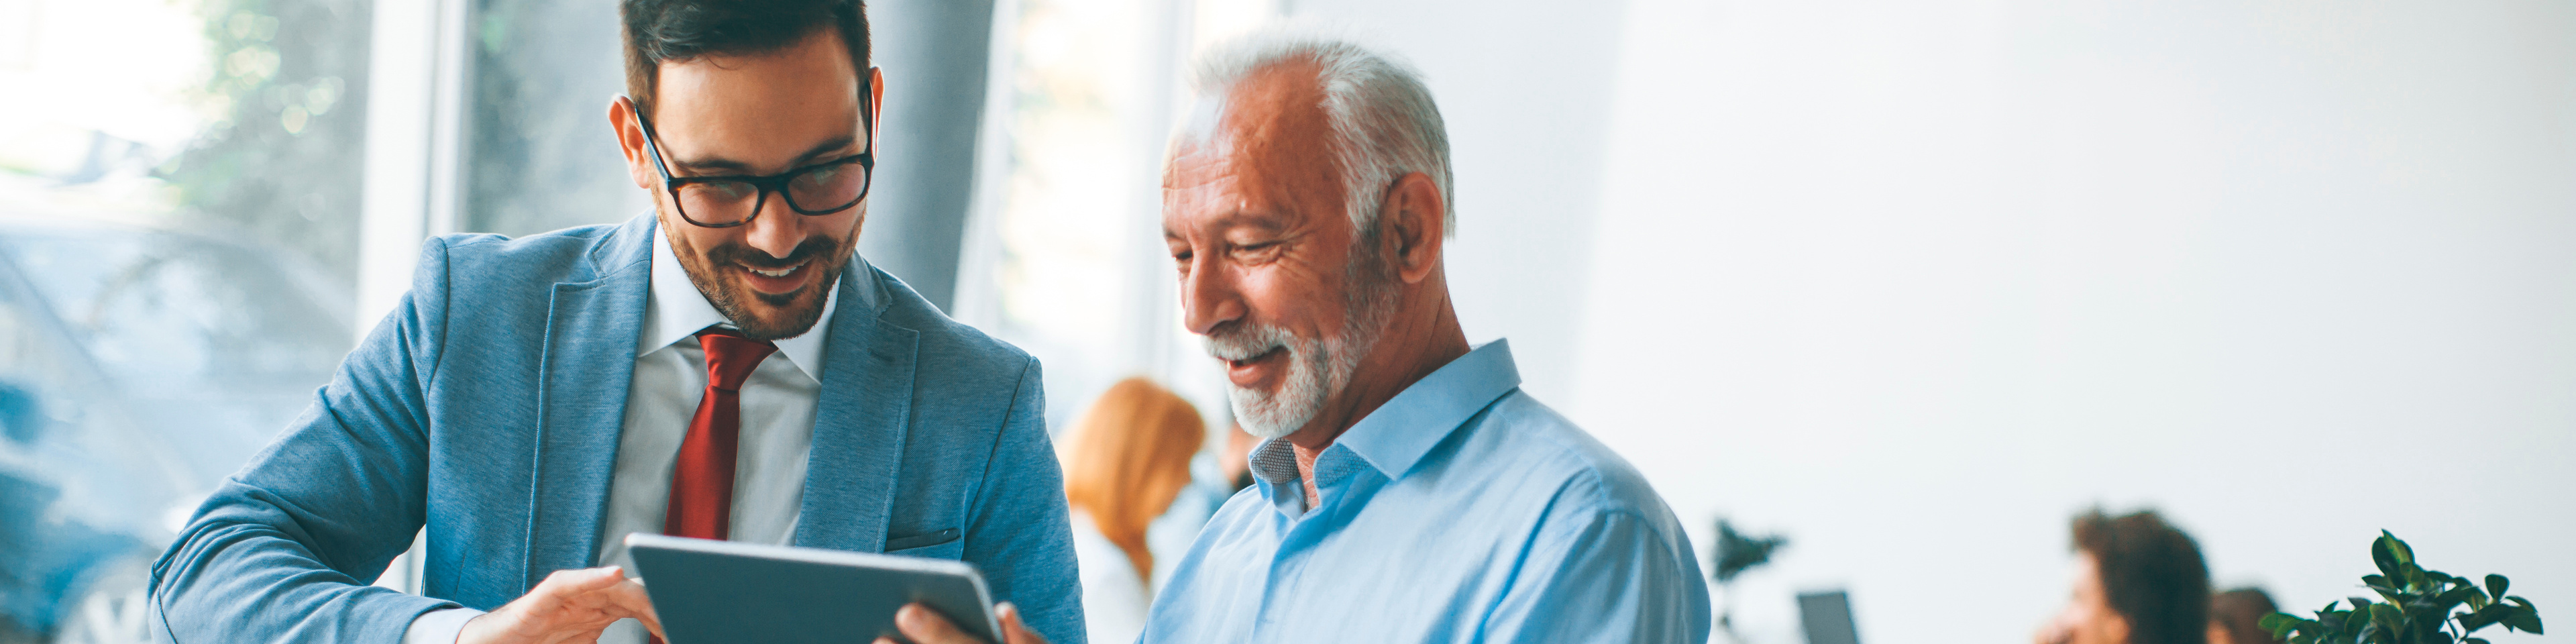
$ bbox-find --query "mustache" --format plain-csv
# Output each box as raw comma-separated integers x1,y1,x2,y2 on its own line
1203,321,1295,362
704,235,842,270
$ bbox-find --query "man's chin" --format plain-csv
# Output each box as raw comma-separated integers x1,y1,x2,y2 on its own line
751,287,803,307
725,283,830,340
1226,388,1310,440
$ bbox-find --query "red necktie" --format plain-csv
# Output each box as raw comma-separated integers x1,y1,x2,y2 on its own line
664,327,776,541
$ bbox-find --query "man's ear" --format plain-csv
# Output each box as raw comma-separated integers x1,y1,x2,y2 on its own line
609,97,655,191
1380,171,1446,284
867,66,887,152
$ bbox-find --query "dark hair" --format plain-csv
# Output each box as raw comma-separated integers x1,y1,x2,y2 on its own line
621,0,871,118
2210,588,2283,644
2073,508,2212,644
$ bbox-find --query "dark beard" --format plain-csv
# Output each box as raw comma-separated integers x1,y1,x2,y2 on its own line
674,233,849,341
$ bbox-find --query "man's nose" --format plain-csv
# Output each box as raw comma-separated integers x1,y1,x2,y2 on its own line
743,191,802,259
1181,254,1246,336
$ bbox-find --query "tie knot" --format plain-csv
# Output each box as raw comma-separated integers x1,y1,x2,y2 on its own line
695,327,777,391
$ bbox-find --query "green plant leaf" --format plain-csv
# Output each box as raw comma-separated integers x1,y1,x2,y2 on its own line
2464,639,2489,644
2434,585,2479,612
2484,575,2508,600
2318,608,2359,633
2371,602,2406,632
2374,534,2405,578
2502,596,2542,634
2263,613,2310,640
2261,613,2296,630
2320,610,2356,639
2472,605,2520,633
2465,586,2491,611
2504,612,2542,634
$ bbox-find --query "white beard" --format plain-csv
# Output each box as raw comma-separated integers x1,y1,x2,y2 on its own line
1205,321,1362,439
1203,260,1396,440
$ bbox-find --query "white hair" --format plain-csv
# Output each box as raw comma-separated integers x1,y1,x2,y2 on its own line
1189,31,1456,239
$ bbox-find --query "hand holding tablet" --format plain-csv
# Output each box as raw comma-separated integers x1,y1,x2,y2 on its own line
878,601,1051,644
623,533,1049,644
454,566,663,644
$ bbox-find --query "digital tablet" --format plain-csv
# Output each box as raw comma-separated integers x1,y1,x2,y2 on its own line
625,533,1004,644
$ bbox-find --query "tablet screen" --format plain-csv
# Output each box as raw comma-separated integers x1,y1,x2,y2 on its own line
625,533,1004,644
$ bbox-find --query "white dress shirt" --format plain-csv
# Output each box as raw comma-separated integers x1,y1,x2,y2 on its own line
405,229,837,644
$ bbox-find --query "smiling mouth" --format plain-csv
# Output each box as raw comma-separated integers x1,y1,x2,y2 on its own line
733,258,820,297
1226,346,1285,369
741,260,808,277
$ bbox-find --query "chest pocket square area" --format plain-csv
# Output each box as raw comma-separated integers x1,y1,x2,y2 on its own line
883,527,962,553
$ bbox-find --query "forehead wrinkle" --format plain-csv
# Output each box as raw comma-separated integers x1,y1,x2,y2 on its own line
1167,58,1348,244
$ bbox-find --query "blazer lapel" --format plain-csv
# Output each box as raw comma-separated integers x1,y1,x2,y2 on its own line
522,217,653,588
795,259,917,552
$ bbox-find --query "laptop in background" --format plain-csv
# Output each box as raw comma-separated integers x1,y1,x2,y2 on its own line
1799,590,1863,644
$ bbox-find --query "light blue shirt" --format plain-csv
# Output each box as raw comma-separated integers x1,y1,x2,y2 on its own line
1140,340,1711,644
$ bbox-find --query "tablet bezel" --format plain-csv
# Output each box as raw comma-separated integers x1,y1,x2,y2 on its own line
624,533,1006,643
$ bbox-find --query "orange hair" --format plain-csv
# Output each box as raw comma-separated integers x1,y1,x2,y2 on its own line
1061,378,1205,584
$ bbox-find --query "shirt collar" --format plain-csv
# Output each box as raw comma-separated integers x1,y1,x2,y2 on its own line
1335,339,1521,479
642,225,836,381
1242,339,1523,488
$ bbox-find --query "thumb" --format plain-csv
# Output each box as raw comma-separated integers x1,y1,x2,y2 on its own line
997,602,1049,644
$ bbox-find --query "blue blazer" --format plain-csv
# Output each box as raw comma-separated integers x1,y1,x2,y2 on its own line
148,214,1084,643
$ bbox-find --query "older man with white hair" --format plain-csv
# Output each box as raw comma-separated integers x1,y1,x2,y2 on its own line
882,32,1708,644
1142,34,1709,643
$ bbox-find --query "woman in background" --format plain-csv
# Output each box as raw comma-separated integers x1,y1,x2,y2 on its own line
1061,377,1205,644
2208,588,2284,644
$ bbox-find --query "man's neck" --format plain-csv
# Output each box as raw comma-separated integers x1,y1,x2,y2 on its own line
1284,297,1469,508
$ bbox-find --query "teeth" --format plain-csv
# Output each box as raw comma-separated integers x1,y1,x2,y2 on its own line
749,265,798,278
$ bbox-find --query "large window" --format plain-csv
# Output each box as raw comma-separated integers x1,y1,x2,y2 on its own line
957,0,1276,430
0,0,370,641
456,0,647,237
0,0,1282,639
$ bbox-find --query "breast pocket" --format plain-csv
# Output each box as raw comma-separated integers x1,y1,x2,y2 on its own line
882,527,963,559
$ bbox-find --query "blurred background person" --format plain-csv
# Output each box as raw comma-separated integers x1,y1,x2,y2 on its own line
2036,508,2212,644
2208,588,2284,644
1218,419,1256,492
1061,377,1205,644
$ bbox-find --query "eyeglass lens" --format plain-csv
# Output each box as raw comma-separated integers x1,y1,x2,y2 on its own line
674,161,869,225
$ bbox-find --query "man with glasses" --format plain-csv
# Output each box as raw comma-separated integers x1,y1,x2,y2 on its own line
147,1,1083,643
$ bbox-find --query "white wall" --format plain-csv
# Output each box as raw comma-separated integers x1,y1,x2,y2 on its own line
1297,1,2576,643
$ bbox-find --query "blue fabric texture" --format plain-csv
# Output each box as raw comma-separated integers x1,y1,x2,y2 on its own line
144,213,1085,644
1140,340,1711,644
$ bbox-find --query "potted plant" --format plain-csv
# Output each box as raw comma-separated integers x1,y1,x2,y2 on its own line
2262,531,2543,644
1709,519,1789,644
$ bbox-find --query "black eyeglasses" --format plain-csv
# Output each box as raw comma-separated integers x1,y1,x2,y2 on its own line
632,78,877,228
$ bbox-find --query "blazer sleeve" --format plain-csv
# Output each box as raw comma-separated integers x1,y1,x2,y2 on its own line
147,237,464,643
959,356,1088,644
